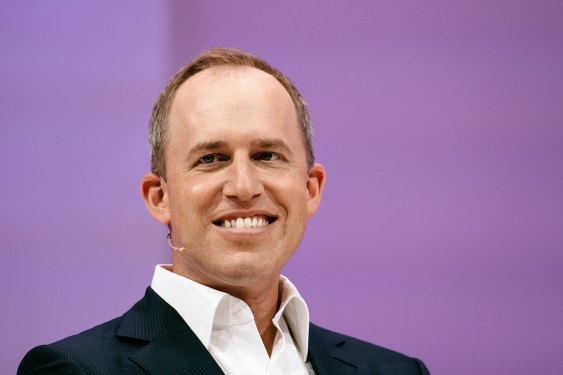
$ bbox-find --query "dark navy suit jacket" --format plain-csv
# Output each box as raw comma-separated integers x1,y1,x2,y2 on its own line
18,288,430,374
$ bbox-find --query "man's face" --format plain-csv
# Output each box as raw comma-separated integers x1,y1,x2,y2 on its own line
147,66,324,289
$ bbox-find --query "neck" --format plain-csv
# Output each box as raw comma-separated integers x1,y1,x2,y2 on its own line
221,278,282,356
172,263,282,356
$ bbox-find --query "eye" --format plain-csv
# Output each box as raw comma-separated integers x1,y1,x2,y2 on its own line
254,152,281,161
197,154,227,165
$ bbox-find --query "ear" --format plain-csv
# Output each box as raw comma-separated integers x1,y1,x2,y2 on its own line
141,173,171,225
306,163,326,217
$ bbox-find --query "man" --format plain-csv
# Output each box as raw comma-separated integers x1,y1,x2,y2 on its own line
19,48,430,374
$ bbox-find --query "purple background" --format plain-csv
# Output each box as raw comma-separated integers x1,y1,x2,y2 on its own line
2,1,562,374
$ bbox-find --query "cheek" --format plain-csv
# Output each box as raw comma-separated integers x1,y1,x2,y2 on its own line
284,174,309,196
166,183,198,223
172,177,223,222
274,176,310,214
187,176,213,196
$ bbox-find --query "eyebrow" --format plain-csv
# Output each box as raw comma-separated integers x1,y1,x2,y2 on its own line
250,138,292,154
185,141,227,162
185,138,292,161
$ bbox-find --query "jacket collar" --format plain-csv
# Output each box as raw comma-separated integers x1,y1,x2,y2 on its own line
150,265,311,359
116,288,364,375
117,287,224,375
308,323,371,375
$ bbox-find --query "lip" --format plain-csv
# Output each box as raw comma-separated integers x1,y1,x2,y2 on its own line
211,216,277,237
211,209,279,224
210,209,279,238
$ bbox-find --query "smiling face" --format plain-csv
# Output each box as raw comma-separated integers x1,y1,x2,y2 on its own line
142,66,325,291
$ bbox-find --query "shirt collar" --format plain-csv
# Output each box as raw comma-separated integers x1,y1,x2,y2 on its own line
150,265,310,360
275,275,310,360
151,265,226,348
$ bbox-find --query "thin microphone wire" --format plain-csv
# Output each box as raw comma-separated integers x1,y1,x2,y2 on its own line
167,233,186,253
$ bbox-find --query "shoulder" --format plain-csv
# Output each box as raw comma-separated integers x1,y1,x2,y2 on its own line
18,317,130,375
310,322,410,359
309,323,430,374
18,288,176,374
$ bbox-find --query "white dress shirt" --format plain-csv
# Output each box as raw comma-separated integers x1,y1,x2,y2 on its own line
151,265,315,375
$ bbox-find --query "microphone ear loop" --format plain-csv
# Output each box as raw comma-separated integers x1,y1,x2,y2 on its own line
167,233,187,253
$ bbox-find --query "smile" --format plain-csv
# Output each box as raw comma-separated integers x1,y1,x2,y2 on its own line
213,215,277,228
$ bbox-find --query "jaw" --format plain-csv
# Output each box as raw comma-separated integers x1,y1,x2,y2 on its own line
171,241,286,295
170,209,306,293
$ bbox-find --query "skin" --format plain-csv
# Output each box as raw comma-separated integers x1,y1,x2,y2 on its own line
141,66,325,355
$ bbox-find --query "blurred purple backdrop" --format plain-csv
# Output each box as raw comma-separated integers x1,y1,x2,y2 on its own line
2,1,562,374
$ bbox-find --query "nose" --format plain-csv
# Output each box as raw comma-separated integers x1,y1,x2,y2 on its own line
222,157,264,202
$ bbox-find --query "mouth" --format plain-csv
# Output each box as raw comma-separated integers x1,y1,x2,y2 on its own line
212,214,278,229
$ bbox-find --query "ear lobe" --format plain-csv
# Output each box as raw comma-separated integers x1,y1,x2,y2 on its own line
306,163,326,217
141,173,171,225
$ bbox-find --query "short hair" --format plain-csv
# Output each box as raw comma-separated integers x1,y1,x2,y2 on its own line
149,47,314,178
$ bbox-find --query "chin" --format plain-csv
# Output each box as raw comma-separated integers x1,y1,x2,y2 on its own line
215,258,277,285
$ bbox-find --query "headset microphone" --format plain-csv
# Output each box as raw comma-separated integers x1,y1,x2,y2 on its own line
167,233,187,253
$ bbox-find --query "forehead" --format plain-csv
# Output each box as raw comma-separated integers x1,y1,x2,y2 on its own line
172,66,294,119
168,66,303,149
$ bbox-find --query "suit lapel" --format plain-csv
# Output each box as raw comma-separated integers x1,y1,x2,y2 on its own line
308,323,371,375
118,289,379,375
130,316,224,375
117,287,224,375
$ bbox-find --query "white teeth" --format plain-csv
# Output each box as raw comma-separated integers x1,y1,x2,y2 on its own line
221,216,270,229
244,217,252,228
236,218,244,228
